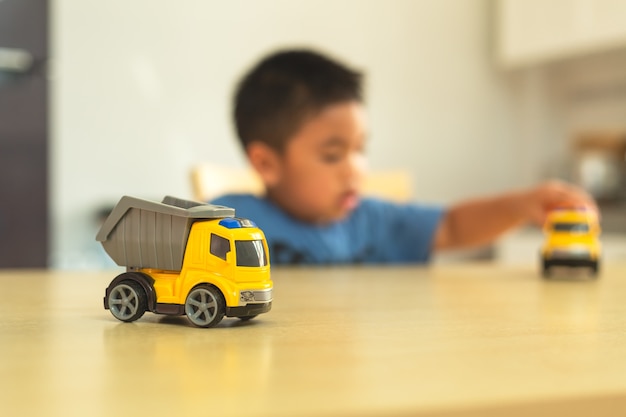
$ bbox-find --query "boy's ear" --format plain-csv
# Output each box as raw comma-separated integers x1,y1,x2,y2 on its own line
246,141,282,188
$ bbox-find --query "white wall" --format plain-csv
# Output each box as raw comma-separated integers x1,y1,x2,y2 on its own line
51,0,528,268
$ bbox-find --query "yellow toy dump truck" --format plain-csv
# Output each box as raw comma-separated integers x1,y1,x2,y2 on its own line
541,207,601,277
96,196,272,327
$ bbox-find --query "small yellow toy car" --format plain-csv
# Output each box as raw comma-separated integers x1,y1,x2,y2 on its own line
541,207,601,277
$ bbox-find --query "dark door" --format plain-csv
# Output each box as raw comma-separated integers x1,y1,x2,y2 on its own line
0,0,49,267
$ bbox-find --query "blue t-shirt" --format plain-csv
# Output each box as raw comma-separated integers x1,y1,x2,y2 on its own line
211,194,445,265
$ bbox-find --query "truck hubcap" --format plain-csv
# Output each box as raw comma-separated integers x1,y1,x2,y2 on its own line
110,285,139,319
186,288,218,325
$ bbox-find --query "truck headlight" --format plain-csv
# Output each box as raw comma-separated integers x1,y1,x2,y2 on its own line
239,289,272,305
240,291,255,302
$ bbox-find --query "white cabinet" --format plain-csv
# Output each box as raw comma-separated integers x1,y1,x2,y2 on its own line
496,0,626,67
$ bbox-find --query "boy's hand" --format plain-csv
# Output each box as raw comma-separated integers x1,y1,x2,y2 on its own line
434,179,598,251
522,180,598,226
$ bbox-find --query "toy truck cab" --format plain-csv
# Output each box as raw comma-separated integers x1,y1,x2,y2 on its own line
541,207,601,277
97,196,272,327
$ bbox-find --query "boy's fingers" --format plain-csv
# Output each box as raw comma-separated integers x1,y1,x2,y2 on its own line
540,182,601,220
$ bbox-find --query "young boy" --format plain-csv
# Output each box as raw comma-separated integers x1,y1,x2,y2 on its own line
212,49,596,264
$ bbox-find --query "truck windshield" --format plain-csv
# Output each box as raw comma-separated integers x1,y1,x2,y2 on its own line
553,222,590,233
235,240,268,267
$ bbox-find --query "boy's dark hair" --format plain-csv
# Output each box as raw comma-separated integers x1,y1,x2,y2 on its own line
234,49,363,151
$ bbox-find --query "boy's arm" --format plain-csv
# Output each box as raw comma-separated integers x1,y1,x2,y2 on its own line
433,180,598,251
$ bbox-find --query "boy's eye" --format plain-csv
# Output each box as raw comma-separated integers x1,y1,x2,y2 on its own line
320,152,343,163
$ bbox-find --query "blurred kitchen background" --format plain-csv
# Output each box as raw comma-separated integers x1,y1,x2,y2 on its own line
1,0,625,269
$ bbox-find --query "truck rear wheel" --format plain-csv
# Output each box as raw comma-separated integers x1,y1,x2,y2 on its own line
542,258,552,278
185,285,225,328
108,281,147,322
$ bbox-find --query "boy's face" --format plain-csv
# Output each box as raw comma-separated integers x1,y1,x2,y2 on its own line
267,100,367,224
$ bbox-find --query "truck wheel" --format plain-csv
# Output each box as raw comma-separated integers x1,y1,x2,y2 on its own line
108,281,147,322
185,285,225,328
542,259,551,278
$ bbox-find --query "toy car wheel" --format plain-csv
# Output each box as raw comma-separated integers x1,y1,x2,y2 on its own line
542,259,551,278
108,281,147,322
185,285,225,328
590,261,599,277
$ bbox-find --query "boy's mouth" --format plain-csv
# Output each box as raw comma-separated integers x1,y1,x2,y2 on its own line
339,190,360,212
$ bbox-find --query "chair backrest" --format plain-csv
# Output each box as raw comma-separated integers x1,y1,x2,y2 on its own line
362,170,413,203
191,164,263,203
191,163,413,203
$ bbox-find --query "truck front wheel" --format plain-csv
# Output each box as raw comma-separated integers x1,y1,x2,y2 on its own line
185,285,225,328
108,281,147,322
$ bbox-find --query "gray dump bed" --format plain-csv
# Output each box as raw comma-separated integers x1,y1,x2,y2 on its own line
96,196,235,271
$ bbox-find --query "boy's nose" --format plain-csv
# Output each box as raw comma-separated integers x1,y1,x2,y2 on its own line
346,153,367,181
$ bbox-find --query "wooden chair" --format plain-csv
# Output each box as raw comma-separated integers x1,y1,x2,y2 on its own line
190,163,413,203
191,164,264,202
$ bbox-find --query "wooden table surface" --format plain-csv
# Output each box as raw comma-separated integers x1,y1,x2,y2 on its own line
2,264,626,417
